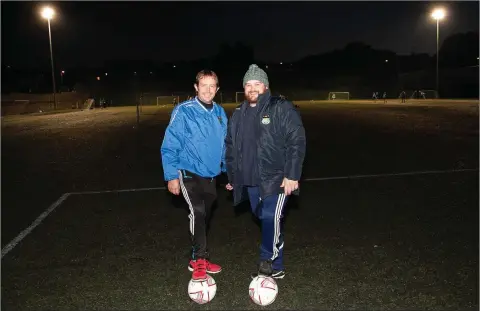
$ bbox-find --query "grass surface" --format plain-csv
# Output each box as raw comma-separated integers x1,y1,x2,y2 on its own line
1,100,478,310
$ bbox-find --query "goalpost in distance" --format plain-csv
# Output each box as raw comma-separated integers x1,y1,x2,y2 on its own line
328,92,350,100
235,92,244,103
156,95,180,106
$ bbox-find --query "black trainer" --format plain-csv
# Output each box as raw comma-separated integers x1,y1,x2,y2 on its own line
251,270,286,279
250,260,286,279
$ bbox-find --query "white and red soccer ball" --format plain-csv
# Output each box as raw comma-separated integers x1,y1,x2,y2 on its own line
249,275,278,306
187,273,279,306
188,275,217,304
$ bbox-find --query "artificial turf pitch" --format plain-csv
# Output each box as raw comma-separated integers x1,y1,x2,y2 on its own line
1,100,478,310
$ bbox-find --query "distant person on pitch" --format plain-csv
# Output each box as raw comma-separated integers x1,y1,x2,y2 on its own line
225,64,306,280
161,70,228,282
400,91,406,103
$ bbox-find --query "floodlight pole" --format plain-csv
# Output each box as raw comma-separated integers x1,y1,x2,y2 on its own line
47,18,57,110
436,19,439,96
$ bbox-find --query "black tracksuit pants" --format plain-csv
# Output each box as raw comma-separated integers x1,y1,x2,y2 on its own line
178,169,217,260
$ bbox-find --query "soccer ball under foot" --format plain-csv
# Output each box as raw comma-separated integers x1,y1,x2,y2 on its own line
249,275,278,306
188,274,217,304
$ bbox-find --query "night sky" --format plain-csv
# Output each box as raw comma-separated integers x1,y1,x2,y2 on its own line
2,1,479,68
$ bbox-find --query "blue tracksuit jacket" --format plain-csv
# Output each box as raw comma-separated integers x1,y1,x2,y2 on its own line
161,97,228,181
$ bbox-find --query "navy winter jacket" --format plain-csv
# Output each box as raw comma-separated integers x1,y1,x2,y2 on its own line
225,90,306,206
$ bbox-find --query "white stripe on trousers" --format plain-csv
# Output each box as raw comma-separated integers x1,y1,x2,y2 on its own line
271,193,286,261
178,171,195,236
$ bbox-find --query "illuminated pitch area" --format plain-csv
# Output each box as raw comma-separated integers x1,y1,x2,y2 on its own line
1,99,477,310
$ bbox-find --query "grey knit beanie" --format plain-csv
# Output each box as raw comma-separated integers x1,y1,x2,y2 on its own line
243,64,269,87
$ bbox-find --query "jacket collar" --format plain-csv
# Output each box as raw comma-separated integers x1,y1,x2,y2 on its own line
257,90,271,109
195,96,216,113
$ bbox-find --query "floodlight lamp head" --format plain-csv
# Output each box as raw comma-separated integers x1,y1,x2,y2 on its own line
41,7,55,20
431,8,445,21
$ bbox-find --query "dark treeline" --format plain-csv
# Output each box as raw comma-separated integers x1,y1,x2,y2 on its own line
2,31,478,99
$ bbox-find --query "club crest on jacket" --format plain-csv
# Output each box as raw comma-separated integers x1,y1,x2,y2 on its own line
261,115,270,125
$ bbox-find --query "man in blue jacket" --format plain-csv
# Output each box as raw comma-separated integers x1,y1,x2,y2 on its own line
226,64,306,280
161,70,227,281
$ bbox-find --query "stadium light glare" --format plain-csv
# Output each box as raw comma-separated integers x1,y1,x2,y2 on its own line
41,7,55,20
431,8,445,20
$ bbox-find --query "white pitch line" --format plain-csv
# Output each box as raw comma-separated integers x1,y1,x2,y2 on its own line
1,192,71,259
2,168,477,259
302,168,478,182
70,168,478,195
71,186,166,195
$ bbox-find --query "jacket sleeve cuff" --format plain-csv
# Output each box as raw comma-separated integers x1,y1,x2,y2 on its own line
164,174,179,182
285,162,302,181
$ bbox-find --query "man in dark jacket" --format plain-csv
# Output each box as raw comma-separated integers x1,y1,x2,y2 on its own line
225,64,306,280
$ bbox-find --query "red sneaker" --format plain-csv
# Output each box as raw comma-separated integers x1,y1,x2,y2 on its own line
189,259,222,274
191,258,207,281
